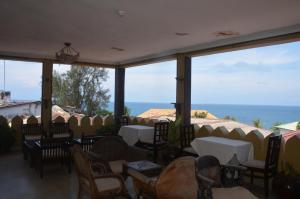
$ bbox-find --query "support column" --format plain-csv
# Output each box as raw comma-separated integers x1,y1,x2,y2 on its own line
176,54,191,125
41,60,53,133
114,67,125,127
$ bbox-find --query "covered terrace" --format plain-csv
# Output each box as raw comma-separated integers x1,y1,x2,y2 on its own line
1,1,300,199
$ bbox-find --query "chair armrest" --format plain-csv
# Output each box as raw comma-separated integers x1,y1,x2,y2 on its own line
197,173,215,186
126,146,150,161
91,162,112,174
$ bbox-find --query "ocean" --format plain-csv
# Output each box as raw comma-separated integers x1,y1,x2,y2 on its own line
108,102,300,129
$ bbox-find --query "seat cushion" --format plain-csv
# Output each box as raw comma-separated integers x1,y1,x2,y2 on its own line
109,160,127,174
242,160,265,169
183,147,197,154
212,186,257,199
95,177,122,193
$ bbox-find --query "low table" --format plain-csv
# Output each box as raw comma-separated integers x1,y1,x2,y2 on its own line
124,160,162,177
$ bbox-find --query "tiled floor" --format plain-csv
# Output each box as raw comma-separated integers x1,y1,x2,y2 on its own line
0,152,274,199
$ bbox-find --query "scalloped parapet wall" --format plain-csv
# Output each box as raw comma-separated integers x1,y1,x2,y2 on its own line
1,115,299,172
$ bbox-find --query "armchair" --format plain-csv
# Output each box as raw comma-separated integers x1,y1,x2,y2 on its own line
195,155,256,199
71,145,131,199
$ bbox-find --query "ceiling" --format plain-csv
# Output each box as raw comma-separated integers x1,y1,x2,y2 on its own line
0,0,300,66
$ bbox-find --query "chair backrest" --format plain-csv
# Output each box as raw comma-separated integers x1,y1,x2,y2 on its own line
71,145,97,195
120,115,130,126
265,134,282,171
91,136,128,161
40,137,71,159
195,155,222,186
154,122,169,144
180,124,195,149
22,123,44,140
49,122,73,138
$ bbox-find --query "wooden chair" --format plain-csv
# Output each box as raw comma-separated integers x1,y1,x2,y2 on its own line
35,136,72,178
79,135,104,152
180,124,197,156
120,115,130,126
71,145,131,199
49,122,73,138
241,134,282,197
21,123,45,163
152,121,169,162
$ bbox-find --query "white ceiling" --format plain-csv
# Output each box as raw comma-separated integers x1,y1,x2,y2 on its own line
0,0,300,66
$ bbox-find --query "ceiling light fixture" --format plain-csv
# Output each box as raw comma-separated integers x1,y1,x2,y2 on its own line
175,32,189,36
117,10,127,17
111,47,125,52
215,31,239,37
56,42,79,64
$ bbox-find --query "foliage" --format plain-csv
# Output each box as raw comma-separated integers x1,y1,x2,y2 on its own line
96,109,113,117
223,115,236,121
124,106,131,116
52,65,110,116
297,121,300,130
193,111,208,118
271,122,283,131
253,118,263,128
0,124,16,153
167,117,182,148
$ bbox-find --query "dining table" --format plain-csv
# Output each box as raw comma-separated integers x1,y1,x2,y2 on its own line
191,136,254,165
118,125,154,146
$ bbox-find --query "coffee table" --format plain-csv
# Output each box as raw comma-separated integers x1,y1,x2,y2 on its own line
124,160,162,177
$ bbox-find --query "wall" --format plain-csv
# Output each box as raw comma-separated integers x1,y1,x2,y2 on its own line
1,115,299,172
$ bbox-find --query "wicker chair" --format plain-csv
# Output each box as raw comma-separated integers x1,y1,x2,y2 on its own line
21,123,45,164
180,124,197,156
195,155,253,199
241,134,282,197
89,136,149,175
71,145,131,199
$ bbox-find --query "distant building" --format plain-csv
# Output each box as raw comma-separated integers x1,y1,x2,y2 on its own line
138,108,218,119
274,121,300,134
0,100,41,120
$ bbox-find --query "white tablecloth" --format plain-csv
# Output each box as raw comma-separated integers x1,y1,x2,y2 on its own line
191,136,254,165
118,125,154,146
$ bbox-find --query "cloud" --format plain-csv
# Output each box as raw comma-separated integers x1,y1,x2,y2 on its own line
193,45,300,73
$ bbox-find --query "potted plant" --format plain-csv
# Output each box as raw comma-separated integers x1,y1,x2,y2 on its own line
0,124,16,153
161,117,182,164
272,162,300,199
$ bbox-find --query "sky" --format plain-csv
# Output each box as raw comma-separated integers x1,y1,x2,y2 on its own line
0,41,300,106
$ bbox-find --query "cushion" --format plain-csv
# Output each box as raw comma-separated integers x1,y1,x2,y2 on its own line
242,160,265,169
212,186,257,199
156,156,198,199
95,177,121,192
183,147,197,154
109,160,127,174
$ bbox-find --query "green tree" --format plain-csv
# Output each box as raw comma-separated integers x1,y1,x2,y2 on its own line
253,118,263,128
52,65,110,116
223,115,237,121
270,122,282,131
297,121,300,130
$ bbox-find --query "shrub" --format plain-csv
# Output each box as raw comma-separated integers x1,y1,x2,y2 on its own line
223,115,236,121
0,124,16,153
194,111,208,118
297,121,300,130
